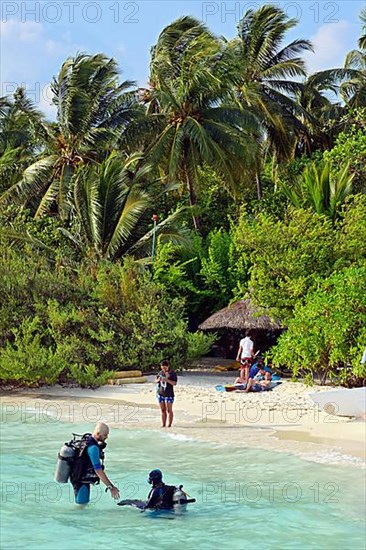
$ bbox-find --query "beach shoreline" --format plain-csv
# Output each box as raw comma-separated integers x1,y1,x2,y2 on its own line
1,377,365,467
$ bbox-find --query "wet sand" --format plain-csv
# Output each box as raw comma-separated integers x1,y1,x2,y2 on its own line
1,376,365,467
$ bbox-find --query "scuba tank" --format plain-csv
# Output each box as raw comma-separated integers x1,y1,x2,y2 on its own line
172,485,188,505
54,443,75,483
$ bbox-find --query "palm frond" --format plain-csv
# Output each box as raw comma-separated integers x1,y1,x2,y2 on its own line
106,186,150,259
0,155,57,206
127,206,190,257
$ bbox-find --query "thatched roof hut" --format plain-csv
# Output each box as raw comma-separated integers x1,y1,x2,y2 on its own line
198,299,282,331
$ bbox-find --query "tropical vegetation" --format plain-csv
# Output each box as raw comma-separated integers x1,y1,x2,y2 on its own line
0,5,365,387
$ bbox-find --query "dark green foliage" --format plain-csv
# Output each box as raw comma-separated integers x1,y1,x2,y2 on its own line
234,207,335,320
324,109,366,193
200,228,245,311
0,240,213,386
271,267,366,386
196,166,238,236
0,317,67,386
334,194,366,269
281,161,354,222
152,241,203,301
0,7,366,387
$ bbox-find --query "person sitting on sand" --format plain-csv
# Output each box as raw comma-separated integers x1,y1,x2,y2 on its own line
248,357,271,379
234,358,251,386
236,330,254,382
244,365,272,393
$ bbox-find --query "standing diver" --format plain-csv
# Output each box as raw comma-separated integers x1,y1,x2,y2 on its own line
55,421,120,505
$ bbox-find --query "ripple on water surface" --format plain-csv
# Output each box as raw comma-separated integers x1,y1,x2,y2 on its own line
0,418,365,550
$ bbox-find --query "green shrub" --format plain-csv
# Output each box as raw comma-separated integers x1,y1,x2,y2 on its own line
234,207,334,320
0,240,211,384
335,194,366,269
67,364,112,388
200,228,236,309
186,331,216,363
271,266,366,386
0,317,67,386
324,108,366,193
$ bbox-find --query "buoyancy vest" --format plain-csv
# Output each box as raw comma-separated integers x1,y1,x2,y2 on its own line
69,433,106,486
146,484,180,509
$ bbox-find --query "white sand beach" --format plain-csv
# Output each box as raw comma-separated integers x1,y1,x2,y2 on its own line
1,375,365,467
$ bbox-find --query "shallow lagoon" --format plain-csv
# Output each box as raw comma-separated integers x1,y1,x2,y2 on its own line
1,413,365,550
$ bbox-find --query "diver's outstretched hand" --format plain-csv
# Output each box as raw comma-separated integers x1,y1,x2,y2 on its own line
117,499,146,509
106,485,120,500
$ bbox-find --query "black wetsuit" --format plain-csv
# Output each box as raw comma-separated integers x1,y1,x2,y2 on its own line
145,483,175,510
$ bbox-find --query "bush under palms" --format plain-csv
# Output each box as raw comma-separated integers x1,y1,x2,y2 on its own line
281,161,354,222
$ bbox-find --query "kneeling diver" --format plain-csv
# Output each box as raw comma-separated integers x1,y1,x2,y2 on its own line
118,469,195,511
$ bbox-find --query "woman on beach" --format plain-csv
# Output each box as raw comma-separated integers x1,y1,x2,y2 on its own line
156,360,177,428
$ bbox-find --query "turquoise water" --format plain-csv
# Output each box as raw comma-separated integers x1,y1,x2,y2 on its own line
1,413,365,550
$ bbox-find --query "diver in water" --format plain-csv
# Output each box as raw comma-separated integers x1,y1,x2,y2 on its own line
55,421,120,505
118,469,194,510
145,469,176,510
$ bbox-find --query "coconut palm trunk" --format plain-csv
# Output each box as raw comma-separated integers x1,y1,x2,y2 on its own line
185,169,199,230
255,172,263,200
135,16,259,232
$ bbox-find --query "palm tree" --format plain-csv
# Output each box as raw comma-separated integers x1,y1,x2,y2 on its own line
358,7,366,50
341,9,366,107
1,54,140,220
231,4,313,177
128,17,259,229
62,153,189,261
281,161,354,222
294,73,344,155
0,89,49,190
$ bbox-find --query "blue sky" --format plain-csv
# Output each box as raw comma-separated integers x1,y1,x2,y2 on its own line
1,0,364,118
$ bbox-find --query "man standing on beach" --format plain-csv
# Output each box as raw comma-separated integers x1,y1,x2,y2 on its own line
156,360,177,428
236,330,254,381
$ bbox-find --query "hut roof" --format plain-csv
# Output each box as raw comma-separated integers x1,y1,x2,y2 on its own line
198,299,282,331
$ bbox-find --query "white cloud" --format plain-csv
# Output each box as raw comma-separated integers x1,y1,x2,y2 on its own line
0,18,80,99
304,20,357,73
116,43,127,55
45,40,60,55
0,19,43,42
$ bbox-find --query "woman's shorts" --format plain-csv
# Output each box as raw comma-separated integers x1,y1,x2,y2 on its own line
158,396,174,404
